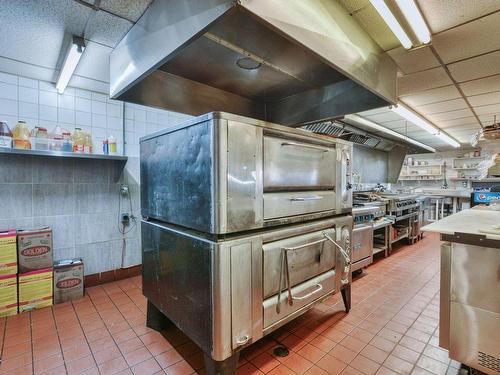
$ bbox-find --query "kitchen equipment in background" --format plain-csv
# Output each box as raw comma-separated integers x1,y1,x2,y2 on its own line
53,259,84,304
0,121,13,148
12,121,31,149
351,206,376,272
0,274,18,317
17,227,53,273
18,268,53,312
140,112,353,374
0,230,17,275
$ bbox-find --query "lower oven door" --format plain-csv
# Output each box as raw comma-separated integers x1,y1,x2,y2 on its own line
262,226,340,330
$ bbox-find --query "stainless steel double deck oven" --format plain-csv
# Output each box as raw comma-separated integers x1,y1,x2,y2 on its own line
140,112,353,374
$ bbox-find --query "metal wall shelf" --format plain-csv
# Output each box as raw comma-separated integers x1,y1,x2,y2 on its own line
0,147,128,161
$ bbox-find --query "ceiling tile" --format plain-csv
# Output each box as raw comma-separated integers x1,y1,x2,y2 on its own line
387,46,440,74
448,50,500,82
432,12,500,63
399,85,461,107
416,0,500,33
85,10,133,48
0,0,91,70
459,75,500,96
100,0,152,22
73,41,112,83
398,67,453,96
473,103,500,116
363,111,402,123
478,115,499,124
467,91,500,107
435,116,480,128
427,108,474,122
414,98,468,115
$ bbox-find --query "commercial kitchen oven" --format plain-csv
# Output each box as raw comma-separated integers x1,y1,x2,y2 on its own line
140,112,353,374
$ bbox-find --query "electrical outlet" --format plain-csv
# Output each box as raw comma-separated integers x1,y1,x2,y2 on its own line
121,213,130,226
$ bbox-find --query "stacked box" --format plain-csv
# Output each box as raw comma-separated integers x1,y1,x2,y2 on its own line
0,230,17,275
53,259,84,304
18,268,53,312
17,227,53,273
0,274,18,317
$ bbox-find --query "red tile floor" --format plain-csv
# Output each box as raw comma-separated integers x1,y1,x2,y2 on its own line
0,232,463,375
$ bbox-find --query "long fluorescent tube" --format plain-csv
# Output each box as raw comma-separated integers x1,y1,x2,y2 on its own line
391,104,438,134
437,132,460,148
345,114,436,152
391,104,462,147
370,0,412,49
395,0,431,44
56,36,85,94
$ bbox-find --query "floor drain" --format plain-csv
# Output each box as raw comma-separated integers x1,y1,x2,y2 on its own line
273,345,289,357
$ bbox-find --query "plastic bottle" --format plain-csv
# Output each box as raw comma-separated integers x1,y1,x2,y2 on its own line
108,135,117,155
84,133,92,154
62,131,73,152
73,128,84,153
0,121,13,148
13,121,31,149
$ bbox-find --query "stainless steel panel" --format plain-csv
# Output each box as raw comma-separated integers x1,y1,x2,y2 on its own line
226,121,263,232
451,243,500,314
264,135,336,191
450,302,500,375
262,228,336,299
351,224,373,271
140,118,216,233
263,191,336,220
439,242,451,350
230,242,253,350
263,270,336,329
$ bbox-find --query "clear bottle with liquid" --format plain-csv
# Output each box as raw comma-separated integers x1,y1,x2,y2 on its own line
72,128,84,153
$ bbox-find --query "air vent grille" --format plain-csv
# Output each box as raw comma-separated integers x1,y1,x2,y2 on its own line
478,351,500,372
301,121,381,148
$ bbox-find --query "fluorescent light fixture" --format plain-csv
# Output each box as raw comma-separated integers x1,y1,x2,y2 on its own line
370,0,412,49
345,114,436,152
56,36,85,94
395,0,431,44
437,132,461,148
391,104,438,134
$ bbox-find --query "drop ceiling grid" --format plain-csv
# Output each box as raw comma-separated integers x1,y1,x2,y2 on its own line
386,6,500,145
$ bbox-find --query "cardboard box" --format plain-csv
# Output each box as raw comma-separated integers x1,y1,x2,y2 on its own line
17,227,53,273
0,274,18,317
18,268,53,312
53,259,84,304
0,229,17,275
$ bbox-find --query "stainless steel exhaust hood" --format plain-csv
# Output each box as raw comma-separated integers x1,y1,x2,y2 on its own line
110,0,397,125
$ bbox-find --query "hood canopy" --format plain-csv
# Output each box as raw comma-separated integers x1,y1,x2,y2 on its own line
110,0,397,126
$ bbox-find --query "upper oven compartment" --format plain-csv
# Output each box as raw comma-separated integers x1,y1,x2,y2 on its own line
264,135,336,192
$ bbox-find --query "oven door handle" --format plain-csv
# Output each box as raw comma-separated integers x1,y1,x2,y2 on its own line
322,231,351,266
289,196,324,202
276,237,329,313
281,141,330,152
291,284,323,300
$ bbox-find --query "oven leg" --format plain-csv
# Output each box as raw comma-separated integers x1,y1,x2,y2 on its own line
146,300,174,331
341,285,351,313
204,352,240,375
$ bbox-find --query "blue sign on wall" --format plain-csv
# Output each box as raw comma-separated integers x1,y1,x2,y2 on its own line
473,192,500,204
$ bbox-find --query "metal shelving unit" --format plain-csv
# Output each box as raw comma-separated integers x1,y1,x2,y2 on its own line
0,147,128,161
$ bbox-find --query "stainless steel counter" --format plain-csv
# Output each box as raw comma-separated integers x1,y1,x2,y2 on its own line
422,208,500,374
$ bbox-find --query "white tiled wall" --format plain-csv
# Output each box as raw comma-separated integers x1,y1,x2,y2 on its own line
0,71,193,157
